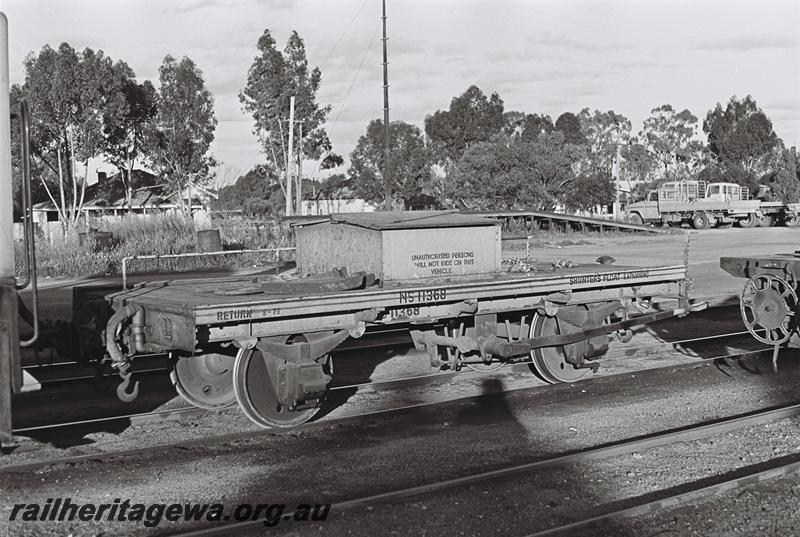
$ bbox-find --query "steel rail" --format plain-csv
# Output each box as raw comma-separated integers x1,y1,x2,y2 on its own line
525,459,800,536
161,393,800,537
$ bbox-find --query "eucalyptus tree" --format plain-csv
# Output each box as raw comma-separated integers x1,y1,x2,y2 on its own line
704,95,779,175
144,55,217,213
101,73,157,211
577,108,632,175
451,132,579,211
15,43,130,232
640,104,703,181
349,120,431,208
425,85,504,163
240,29,337,183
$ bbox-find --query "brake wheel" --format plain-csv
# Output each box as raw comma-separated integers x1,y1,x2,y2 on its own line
740,274,798,345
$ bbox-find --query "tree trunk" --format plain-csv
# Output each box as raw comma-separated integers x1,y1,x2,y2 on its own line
67,131,78,228
78,159,89,220
56,147,69,235
126,159,134,212
121,167,131,212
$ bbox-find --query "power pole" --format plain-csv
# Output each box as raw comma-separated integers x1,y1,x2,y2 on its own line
381,0,392,210
285,96,295,217
613,141,621,219
296,122,303,215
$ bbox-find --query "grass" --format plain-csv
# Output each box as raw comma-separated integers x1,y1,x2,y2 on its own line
17,213,295,279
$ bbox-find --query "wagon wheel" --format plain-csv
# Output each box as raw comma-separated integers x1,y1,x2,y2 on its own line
171,352,236,409
528,313,591,384
740,274,798,345
233,335,332,429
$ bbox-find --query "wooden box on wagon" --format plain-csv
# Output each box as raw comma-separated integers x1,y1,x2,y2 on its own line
294,211,502,281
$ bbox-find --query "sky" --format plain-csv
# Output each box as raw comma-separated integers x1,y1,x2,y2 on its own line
0,0,798,185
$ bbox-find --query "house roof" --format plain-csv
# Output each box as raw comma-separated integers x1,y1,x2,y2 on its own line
33,170,216,211
85,170,163,208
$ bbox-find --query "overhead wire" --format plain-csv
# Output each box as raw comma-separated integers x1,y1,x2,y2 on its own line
317,0,371,71
310,20,382,181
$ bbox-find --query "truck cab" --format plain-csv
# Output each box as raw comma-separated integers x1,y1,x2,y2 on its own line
704,182,749,202
624,191,661,225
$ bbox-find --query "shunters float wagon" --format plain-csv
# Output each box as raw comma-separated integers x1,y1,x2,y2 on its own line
97,211,698,429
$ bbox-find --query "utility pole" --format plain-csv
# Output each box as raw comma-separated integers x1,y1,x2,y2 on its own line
296,122,303,215
613,142,621,220
285,96,295,217
381,0,391,210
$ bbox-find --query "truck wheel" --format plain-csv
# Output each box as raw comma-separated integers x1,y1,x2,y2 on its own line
627,213,644,226
758,215,775,227
691,212,710,230
737,213,758,228
785,216,800,228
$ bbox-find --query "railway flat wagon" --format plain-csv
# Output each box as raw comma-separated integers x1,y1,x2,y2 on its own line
101,212,696,429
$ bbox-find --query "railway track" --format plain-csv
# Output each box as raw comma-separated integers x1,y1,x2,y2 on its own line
154,396,800,537
526,457,800,536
